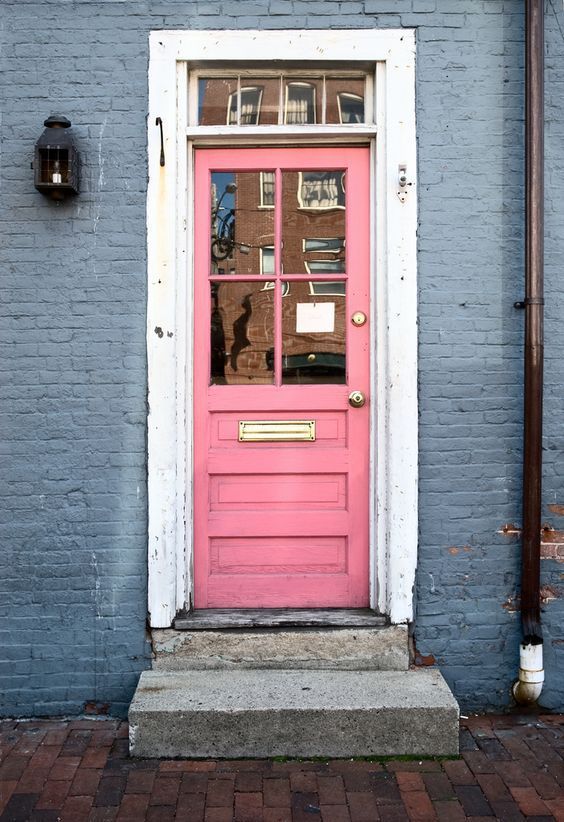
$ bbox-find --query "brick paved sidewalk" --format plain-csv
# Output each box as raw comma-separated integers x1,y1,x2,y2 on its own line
0,715,563,821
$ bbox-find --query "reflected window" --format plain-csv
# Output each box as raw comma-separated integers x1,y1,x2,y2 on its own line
228,86,263,125
338,92,364,124
260,172,275,207
303,238,345,253
282,281,346,384
210,171,274,275
305,260,346,275
309,281,346,296
260,246,275,276
199,78,237,125
210,281,274,385
298,172,345,209
196,73,369,126
285,82,316,124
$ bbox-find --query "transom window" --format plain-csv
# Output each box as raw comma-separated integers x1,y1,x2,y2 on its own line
228,87,264,125
196,72,368,126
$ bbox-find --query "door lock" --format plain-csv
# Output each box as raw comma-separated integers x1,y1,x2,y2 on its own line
348,391,366,408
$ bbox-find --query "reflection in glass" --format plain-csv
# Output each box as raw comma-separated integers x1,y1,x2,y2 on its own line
227,79,280,125
325,77,366,124
260,172,275,207
304,238,345,252
199,78,237,125
210,282,274,385
298,172,345,208
281,281,346,384
282,171,346,274
284,80,322,124
197,75,368,125
309,281,346,296
305,260,346,274
229,87,263,125
211,171,275,275
260,246,275,278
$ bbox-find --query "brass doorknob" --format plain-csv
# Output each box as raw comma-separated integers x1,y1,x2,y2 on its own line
348,391,366,408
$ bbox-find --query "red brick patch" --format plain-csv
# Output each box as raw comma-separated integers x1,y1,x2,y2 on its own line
396,771,425,792
319,804,352,822
263,776,291,807
346,790,379,821
0,716,562,820
206,776,236,807
0,779,18,814
35,778,72,809
148,774,181,806
509,784,551,816
401,789,436,820
234,790,262,821
317,775,347,805
263,808,292,822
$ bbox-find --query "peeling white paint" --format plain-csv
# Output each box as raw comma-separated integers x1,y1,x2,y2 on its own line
147,29,418,627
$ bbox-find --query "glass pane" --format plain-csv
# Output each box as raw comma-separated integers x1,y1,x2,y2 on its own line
260,171,275,207
282,281,346,385
240,78,279,125
198,77,237,125
211,171,275,275
281,171,346,275
325,78,366,124
305,260,345,274
210,281,274,385
284,79,322,124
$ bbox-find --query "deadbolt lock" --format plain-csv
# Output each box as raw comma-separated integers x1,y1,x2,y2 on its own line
348,391,366,408
351,311,367,327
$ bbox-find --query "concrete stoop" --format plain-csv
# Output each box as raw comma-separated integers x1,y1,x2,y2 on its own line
129,668,459,758
151,625,409,671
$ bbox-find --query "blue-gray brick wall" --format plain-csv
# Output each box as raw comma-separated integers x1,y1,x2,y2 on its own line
1,0,563,716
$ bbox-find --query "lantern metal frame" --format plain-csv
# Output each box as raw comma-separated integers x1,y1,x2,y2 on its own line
34,115,80,200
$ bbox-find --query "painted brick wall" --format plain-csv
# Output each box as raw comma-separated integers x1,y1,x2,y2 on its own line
1,0,563,715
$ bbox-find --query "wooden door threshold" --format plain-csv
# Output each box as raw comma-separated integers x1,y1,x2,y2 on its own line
173,609,387,630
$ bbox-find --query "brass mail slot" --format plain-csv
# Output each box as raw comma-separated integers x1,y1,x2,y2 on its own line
239,420,316,442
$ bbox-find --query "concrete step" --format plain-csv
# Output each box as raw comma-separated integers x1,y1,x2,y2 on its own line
151,625,409,672
129,668,459,758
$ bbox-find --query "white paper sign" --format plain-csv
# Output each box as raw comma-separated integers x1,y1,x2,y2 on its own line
296,302,335,333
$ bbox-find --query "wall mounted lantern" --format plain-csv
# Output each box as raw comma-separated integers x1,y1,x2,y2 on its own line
34,115,79,200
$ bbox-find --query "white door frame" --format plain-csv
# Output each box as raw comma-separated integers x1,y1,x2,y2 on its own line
146,29,418,628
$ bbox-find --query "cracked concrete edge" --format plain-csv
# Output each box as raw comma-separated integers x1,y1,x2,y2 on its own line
150,625,410,671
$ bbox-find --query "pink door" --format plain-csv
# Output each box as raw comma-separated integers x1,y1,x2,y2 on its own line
194,148,370,608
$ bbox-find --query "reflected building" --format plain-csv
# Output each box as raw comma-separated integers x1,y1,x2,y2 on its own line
210,169,347,386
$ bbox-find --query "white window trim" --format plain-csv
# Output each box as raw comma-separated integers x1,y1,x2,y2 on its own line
147,28,418,627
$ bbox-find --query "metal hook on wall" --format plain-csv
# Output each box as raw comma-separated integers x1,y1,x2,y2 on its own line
155,117,165,167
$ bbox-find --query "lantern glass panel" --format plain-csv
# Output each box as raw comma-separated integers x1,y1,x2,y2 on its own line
39,149,70,185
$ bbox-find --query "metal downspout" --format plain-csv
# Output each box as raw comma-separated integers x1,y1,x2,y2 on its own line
513,0,545,705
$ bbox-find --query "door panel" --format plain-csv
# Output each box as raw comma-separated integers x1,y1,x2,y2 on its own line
194,147,370,608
